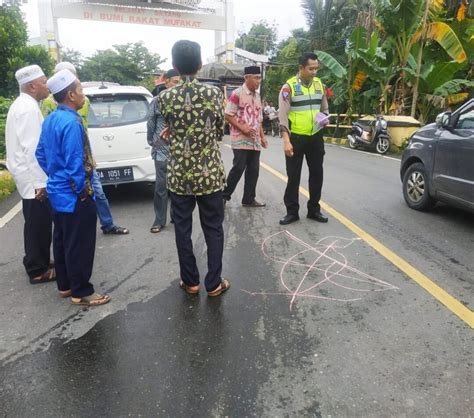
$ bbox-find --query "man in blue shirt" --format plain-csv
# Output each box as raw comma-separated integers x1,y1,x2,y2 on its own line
36,70,111,307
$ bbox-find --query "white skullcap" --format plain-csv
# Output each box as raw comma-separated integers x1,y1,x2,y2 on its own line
47,69,77,95
15,65,45,86
54,61,76,74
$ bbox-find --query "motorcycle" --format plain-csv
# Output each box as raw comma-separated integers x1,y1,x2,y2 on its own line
347,115,391,155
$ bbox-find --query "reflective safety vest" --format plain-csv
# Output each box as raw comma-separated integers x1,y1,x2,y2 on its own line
287,75,324,136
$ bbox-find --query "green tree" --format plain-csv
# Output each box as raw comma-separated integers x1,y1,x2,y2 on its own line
0,3,54,96
60,48,85,70
113,42,165,75
263,29,309,104
21,45,55,76
78,42,164,85
0,3,28,97
373,0,467,115
235,20,278,55
79,49,138,84
0,97,13,159
301,0,372,57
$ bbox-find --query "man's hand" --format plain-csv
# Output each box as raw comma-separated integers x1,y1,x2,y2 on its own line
281,131,293,157
35,188,47,202
260,136,268,149
79,189,89,202
283,140,294,157
160,126,170,141
242,125,258,138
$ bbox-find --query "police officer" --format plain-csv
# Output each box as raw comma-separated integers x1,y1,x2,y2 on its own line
278,52,330,225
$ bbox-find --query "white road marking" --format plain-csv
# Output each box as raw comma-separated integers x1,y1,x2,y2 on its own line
0,201,22,228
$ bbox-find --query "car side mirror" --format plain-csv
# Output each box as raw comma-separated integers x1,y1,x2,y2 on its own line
436,112,452,128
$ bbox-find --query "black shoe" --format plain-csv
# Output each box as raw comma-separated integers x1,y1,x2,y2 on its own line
307,212,328,223
242,200,266,207
279,214,300,225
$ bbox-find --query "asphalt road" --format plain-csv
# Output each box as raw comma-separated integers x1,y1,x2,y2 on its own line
0,137,472,417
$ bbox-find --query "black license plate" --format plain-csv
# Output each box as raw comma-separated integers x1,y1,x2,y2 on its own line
97,167,134,184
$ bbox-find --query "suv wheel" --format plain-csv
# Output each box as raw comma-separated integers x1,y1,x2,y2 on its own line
402,162,436,211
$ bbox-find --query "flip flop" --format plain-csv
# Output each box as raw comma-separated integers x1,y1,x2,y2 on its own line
29,268,56,285
150,226,163,233
208,279,231,297
59,289,72,298
71,293,111,306
179,281,199,295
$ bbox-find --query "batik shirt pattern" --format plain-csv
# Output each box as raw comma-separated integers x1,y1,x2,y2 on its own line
225,84,263,151
157,77,226,196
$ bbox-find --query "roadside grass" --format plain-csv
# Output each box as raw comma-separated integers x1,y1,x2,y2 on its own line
0,171,16,202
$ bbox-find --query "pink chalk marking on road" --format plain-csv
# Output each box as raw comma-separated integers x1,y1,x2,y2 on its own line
243,230,398,311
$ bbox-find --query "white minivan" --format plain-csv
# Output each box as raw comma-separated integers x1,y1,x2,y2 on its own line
84,84,155,185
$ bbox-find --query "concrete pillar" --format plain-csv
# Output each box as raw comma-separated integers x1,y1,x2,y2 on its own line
224,0,235,63
37,0,59,62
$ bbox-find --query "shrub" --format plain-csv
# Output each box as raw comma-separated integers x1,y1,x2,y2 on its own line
0,96,13,159
0,172,16,202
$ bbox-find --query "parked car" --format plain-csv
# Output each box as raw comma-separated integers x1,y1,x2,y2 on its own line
400,98,474,213
84,84,155,185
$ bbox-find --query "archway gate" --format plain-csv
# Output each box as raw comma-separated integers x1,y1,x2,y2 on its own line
37,0,235,62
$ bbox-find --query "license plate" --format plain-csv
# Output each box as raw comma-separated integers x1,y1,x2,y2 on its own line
97,167,134,184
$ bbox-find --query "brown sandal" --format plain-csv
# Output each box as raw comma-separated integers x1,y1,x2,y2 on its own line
59,289,72,298
71,293,111,306
29,268,56,285
179,281,199,295
208,279,231,297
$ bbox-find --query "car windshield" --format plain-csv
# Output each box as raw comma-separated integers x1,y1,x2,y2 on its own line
88,94,149,128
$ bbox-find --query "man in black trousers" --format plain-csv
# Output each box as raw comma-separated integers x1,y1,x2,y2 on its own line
278,52,330,225
6,65,55,284
36,69,110,306
222,66,268,207
157,40,229,297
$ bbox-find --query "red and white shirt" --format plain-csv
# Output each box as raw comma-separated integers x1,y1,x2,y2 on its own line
225,84,263,151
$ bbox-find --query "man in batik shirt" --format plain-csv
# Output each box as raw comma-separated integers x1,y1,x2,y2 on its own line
222,66,268,207
157,40,230,297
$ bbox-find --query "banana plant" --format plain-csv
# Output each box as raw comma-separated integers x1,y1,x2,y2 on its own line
374,0,468,116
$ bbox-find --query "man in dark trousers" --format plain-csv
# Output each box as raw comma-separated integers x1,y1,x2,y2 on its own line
6,65,55,284
36,69,110,306
222,66,268,207
278,52,330,225
147,69,180,233
157,40,230,297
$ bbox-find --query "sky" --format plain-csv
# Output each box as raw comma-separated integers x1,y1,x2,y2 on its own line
22,0,308,69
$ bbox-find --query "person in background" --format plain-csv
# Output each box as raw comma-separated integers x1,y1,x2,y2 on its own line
41,62,129,236
36,70,111,306
222,66,268,208
278,52,330,226
158,40,230,297
5,65,55,284
147,69,180,233
151,69,180,97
